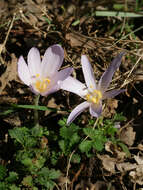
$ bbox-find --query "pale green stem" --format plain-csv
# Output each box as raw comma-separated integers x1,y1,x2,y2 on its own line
34,94,40,127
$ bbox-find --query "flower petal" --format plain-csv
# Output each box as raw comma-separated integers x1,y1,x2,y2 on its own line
89,101,102,118
17,56,31,86
81,55,96,91
41,44,64,77
40,67,73,96
103,89,125,99
29,85,39,95
54,67,73,83
98,52,125,92
27,47,41,76
41,84,60,96
60,76,88,97
67,101,90,125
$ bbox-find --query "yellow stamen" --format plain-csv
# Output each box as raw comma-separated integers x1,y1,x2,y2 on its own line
89,85,93,88
86,89,102,104
35,77,51,93
36,74,40,77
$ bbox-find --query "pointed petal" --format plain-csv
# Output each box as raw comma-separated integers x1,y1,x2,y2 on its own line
103,89,125,99
81,55,96,91
60,76,88,97
98,52,125,92
17,56,31,86
54,67,73,83
67,101,90,125
41,44,64,77
89,101,102,118
27,47,41,76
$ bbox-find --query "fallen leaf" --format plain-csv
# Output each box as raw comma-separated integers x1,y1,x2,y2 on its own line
65,33,95,48
134,155,143,165
116,162,137,172
130,166,143,185
103,99,118,117
129,155,143,185
98,154,116,173
119,126,136,146
0,54,18,94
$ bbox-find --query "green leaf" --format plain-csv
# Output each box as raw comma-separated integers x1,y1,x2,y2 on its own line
118,142,131,157
31,126,43,137
0,182,6,190
9,127,29,145
58,140,67,154
11,104,57,111
36,167,60,188
0,165,7,180
34,157,46,170
79,140,92,153
25,137,37,148
83,128,103,140
58,118,67,127
92,139,105,152
21,158,33,167
113,4,125,10
60,125,79,140
113,113,126,122
6,172,18,183
22,175,33,187
93,11,143,17
9,184,20,190
0,109,15,116
48,169,61,180
71,154,81,164
42,16,51,24
69,133,80,147
72,19,80,26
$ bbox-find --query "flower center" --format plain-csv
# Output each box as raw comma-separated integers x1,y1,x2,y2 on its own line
85,89,102,104
34,74,51,93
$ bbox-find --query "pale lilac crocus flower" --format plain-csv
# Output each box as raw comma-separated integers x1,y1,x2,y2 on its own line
60,52,125,125
17,44,73,96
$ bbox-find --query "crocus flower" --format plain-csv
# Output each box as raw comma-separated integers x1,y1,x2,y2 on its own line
60,52,125,125
17,44,73,96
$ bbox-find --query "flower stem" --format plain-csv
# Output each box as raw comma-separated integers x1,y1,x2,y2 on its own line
34,94,40,127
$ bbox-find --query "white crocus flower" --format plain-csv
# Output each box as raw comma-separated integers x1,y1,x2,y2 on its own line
17,44,73,96
60,52,125,125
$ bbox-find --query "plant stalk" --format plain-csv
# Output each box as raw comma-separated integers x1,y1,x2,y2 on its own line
34,94,40,127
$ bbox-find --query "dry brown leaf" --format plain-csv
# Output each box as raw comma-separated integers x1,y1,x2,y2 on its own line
119,126,136,146
129,155,143,185
90,181,115,190
0,54,18,94
116,162,137,172
74,180,115,190
130,166,143,185
98,154,116,173
105,141,126,160
105,141,114,154
58,175,70,188
137,144,143,151
45,98,63,116
4,113,21,127
115,149,126,160
103,99,118,117
65,33,95,48
134,155,143,165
